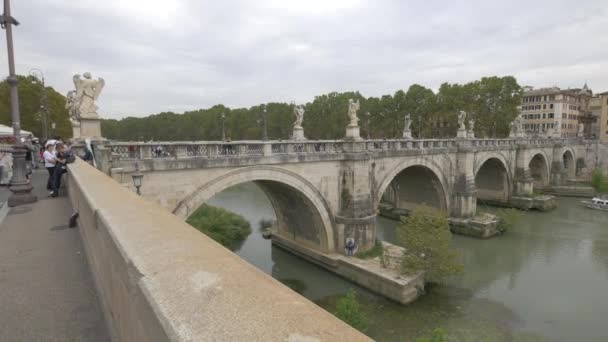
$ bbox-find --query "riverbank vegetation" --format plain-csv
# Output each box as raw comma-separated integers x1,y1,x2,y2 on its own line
355,240,384,259
334,289,369,332
101,76,522,141
591,169,608,194
186,205,251,250
396,207,464,283
495,208,523,233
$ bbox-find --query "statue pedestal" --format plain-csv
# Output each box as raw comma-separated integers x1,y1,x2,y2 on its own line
457,128,468,138
402,129,412,139
79,117,103,139
345,125,362,141
292,127,306,141
467,130,475,139
71,122,81,139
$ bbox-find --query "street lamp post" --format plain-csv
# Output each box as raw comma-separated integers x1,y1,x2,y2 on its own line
29,68,48,140
365,111,371,139
262,105,268,141
2,0,37,206
220,112,226,141
131,163,144,196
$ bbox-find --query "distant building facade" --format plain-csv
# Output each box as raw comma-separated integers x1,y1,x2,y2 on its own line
593,91,608,142
520,84,593,137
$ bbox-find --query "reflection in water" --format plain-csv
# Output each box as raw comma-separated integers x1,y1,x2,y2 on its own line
208,183,608,342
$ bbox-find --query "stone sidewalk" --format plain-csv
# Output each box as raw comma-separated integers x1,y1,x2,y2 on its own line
0,169,110,342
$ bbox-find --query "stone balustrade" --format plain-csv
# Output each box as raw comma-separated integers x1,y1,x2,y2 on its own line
67,159,369,342
105,137,582,161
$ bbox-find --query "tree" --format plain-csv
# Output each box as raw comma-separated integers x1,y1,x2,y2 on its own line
396,206,463,283
0,75,72,139
404,85,437,138
186,204,252,250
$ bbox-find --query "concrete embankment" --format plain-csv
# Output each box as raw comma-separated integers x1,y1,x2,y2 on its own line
67,159,369,342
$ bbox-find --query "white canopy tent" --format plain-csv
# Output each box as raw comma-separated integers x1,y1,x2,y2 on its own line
0,124,34,138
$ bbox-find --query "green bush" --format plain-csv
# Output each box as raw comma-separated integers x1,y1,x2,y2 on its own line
591,169,608,194
334,289,368,332
355,240,384,259
415,328,449,342
495,208,523,233
186,205,251,250
397,206,464,283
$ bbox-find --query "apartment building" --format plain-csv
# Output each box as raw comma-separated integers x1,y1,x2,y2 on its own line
520,84,593,137
594,91,608,142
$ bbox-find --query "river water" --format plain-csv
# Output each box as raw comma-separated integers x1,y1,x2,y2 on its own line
207,183,608,342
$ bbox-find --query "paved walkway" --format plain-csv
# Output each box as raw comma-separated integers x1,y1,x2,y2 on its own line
0,169,110,342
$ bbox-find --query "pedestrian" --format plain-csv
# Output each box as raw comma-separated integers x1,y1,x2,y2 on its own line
49,143,68,197
43,143,59,193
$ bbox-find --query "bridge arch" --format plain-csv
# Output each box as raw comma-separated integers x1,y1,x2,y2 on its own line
474,153,513,203
528,152,550,187
376,158,450,212
173,166,335,253
562,149,575,178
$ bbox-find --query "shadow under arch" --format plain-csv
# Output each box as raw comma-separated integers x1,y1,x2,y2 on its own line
529,152,550,187
376,158,450,213
474,155,513,203
173,166,335,253
563,149,575,179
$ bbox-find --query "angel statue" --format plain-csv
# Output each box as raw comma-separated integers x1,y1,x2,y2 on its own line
458,110,467,130
347,99,360,126
404,113,412,131
73,72,105,119
293,104,305,128
468,119,475,132
65,90,79,124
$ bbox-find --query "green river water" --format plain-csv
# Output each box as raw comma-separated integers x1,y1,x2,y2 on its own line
207,183,608,342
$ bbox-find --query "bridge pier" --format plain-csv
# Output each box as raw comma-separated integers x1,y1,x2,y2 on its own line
336,145,376,253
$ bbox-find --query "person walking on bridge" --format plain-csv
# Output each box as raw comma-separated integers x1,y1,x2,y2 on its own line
43,144,60,193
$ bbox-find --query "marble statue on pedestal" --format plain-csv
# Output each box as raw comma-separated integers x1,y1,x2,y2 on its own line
292,104,306,140
509,114,525,138
457,110,467,138
67,72,105,139
402,113,412,139
345,99,362,140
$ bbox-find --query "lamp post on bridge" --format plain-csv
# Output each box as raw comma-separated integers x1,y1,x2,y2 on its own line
131,162,144,196
29,68,49,140
220,112,226,141
2,0,37,207
262,105,268,141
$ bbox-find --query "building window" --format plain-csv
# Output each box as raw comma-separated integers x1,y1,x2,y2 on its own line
542,113,546,119
549,113,554,118
550,104,554,109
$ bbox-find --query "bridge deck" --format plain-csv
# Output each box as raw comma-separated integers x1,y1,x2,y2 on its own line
0,169,109,342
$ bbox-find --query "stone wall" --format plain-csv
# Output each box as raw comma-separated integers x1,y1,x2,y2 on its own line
67,159,368,342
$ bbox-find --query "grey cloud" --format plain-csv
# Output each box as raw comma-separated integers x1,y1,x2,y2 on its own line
4,0,607,118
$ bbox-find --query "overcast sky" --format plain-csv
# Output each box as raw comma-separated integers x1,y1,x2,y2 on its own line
4,0,608,119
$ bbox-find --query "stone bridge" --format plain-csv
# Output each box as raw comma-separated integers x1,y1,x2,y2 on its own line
95,137,601,256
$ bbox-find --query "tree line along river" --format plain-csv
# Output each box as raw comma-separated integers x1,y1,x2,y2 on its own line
206,182,608,342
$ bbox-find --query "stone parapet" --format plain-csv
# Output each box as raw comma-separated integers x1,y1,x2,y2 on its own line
67,159,369,342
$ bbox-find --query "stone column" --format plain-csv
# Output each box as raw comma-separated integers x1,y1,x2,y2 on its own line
451,142,477,218
550,143,565,185
514,145,534,196
335,154,376,254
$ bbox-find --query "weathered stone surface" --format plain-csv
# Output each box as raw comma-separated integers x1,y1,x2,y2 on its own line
67,159,369,342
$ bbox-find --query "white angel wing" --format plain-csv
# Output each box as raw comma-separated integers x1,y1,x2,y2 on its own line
93,78,105,100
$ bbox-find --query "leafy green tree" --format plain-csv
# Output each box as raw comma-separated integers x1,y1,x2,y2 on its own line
0,75,71,139
404,85,437,138
591,169,608,193
396,206,464,283
186,205,252,250
334,289,368,332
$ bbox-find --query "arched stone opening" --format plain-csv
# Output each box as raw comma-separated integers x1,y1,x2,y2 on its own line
563,150,575,179
380,165,448,213
173,167,335,253
529,153,549,187
475,158,511,203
